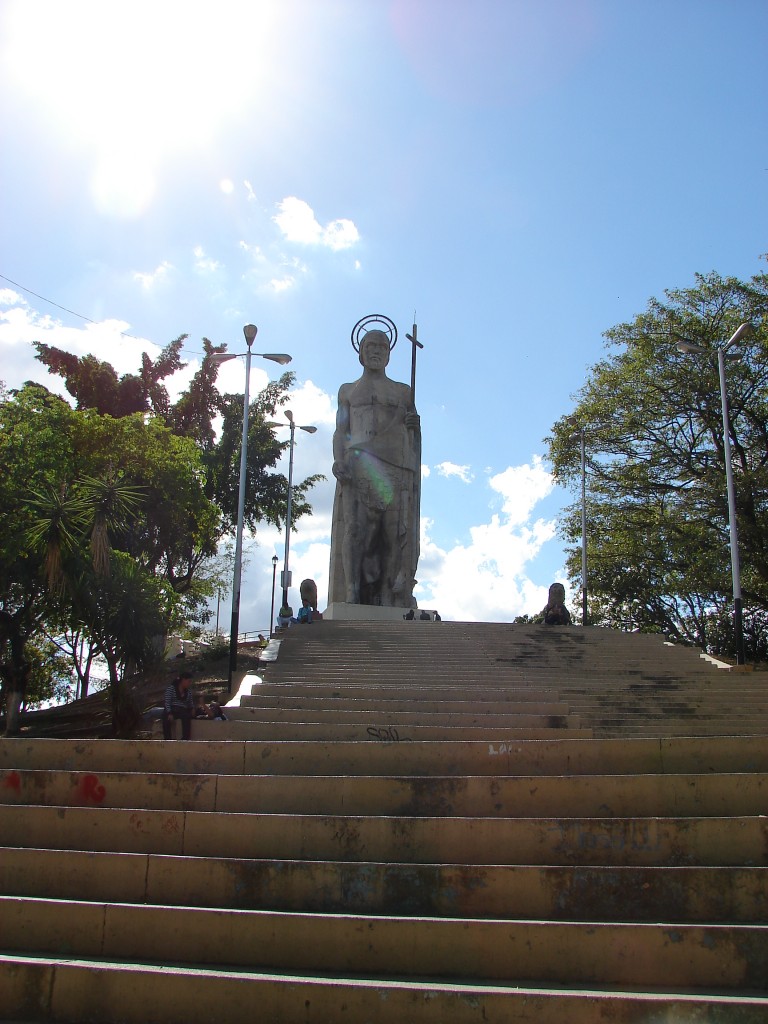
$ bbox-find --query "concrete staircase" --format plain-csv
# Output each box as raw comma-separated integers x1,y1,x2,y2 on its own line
1,621,767,1021
249,620,768,739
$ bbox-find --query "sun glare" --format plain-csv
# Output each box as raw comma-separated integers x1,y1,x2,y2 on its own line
3,0,284,215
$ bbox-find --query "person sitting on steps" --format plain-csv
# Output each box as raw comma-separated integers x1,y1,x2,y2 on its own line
163,670,194,739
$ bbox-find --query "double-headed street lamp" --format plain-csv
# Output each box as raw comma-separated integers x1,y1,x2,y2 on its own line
210,325,292,690
676,322,753,665
271,409,317,611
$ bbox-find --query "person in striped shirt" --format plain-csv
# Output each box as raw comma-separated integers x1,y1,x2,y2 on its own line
163,670,194,739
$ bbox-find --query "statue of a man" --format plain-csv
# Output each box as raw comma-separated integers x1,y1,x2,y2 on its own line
328,323,421,606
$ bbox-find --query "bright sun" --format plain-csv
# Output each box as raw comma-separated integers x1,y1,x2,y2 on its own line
3,0,282,217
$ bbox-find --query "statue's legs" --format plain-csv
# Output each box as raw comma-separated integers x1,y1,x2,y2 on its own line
378,508,404,605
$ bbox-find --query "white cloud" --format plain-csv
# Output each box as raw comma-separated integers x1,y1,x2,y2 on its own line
133,262,172,290
322,218,360,251
415,510,555,622
0,296,165,399
268,277,296,294
273,197,360,251
193,246,222,274
239,240,266,263
435,461,473,483
489,455,553,526
274,197,322,244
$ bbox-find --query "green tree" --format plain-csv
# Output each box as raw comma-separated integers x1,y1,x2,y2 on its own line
34,338,323,541
546,268,768,658
0,385,220,732
0,385,80,732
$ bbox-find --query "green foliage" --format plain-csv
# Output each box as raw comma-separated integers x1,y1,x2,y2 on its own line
22,639,76,710
546,268,768,658
0,385,219,728
35,338,323,541
3,330,324,727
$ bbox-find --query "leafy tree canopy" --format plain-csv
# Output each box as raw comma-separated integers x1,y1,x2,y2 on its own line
0,384,221,728
546,267,768,658
33,336,323,538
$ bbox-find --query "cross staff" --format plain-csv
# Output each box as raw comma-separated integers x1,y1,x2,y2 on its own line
405,318,424,404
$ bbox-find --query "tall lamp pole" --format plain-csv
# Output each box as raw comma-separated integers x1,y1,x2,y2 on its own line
278,410,317,610
269,554,278,637
577,427,588,627
210,327,292,690
676,322,753,665
567,420,588,626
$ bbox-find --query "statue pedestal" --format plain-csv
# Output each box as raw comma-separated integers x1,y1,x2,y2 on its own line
323,603,438,622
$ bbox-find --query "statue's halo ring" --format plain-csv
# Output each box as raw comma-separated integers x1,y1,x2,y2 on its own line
351,314,398,353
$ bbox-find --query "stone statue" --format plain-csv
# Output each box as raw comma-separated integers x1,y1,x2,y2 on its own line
300,578,319,611
328,316,422,607
542,583,572,625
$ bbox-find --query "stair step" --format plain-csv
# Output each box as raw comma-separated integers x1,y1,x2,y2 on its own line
3,769,768,816
4,955,766,1024
4,897,767,990
3,848,766,922
2,803,765,866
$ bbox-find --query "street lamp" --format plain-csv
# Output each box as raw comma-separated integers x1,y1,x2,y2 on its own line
567,419,588,626
676,322,753,665
268,409,317,611
269,554,279,637
210,326,292,690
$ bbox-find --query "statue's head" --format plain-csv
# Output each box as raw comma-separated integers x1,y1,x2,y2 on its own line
359,329,391,368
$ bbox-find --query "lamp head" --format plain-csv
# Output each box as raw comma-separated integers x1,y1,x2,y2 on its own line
675,340,707,355
261,353,292,365
724,322,753,351
285,409,294,423
301,425,318,434
209,352,237,366
272,554,279,566
243,324,258,346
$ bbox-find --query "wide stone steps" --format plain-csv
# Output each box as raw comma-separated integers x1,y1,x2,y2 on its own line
2,614,767,1022
255,621,768,738
5,734,768,775
4,848,766,922
2,803,765,865
181,721,591,741
3,896,767,992
5,956,765,1024
236,695,572,714
3,768,768,817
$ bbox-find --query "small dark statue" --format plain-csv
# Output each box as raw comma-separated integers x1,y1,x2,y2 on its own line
542,583,572,626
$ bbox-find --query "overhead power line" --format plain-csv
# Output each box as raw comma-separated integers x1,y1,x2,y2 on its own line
0,272,208,357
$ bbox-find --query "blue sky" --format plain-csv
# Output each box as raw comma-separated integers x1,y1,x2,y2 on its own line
1,0,766,631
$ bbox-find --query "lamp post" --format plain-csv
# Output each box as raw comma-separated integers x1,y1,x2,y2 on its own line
567,420,588,626
577,426,588,627
210,327,292,690
279,410,317,610
676,322,753,665
269,554,278,637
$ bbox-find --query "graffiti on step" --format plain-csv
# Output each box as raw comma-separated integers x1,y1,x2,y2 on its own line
548,819,663,856
366,725,408,742
77,773,106,804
